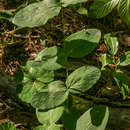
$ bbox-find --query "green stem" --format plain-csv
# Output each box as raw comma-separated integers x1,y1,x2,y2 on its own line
114,58,117,72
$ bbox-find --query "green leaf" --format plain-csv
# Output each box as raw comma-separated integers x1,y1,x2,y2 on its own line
34,46,67,70
63,29,101,58
31,81,69,109
61,0,88,7
25,61,54,83
88,0,119,18
34,124,60,130
76,105,109,130
0,122,16,130
101,54,114,70
61,109,81,130
36,106,64,124
113,71,129,100
76,7,88,16
104,33,119,56
12,0,61,27
16,73,46,103
118,0,130,26
14,69,24,83
66,66,101,94
117,51,130,66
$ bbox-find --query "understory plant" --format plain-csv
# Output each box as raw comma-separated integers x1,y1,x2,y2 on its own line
3,0,130,129
101,33,130,99
14,28,109,130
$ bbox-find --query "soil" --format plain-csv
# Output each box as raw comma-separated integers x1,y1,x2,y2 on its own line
0,0,130,130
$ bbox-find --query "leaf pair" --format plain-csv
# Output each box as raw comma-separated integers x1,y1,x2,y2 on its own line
32,65,101,129
15,62,55,103
89,0,130,26
12,0,88,27
31,66,101,110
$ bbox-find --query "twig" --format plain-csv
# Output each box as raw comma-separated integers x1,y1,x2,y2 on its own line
73,94,130,108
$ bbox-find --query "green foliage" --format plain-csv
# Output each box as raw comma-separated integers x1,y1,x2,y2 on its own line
31,81,69,109
16,74,46,103
88,0,130,26
101,54,114,70
88,0,119,18
63,29,101,58
118,0,130,26
12,0,89,28
34,124,60,130
113,71,129,100
101,34,129,99
12,0,61,27
66,66,101,93
61,109,81,130
1,0,129,128
10,0,113,128
61,0,88,7
117,51,130,66
76,7,88,16
34,46,67,70
0,122,16,130
104,33,119,56
36,106,64,124
15,66,54,103
14,31,104,129
76,105,109,130
0,10,13,22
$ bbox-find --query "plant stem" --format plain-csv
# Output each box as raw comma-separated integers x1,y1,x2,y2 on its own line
74,94,130,107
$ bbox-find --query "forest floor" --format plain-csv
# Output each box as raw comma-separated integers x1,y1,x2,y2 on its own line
0,0,130,130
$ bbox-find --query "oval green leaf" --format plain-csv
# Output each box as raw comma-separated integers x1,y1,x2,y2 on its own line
88,0,119,18
63,29,101,58
104,33,119,56
12,0,61,27
36,106,64,125
117,51,130,66
31,81,69,109
34,46,67,70
66,66,101,94
61,109,81,130
16,74,45,103
101,54,114,70
118,0,130,26
76,105,109,130
25,61,54,82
